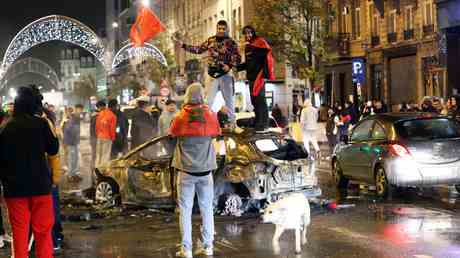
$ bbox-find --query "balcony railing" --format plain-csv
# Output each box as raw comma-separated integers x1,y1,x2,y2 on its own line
371,36,380,46
338,33,351,56
387,32,397,43
423,24,435,36
404,29,414,40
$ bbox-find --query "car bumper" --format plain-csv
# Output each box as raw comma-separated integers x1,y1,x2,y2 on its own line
385,158,460,186
269,186,322,200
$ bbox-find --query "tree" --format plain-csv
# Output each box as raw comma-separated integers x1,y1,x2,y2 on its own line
74,75,97,106
251,0,335,86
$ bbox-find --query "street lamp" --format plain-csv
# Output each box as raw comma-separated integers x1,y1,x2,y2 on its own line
9,88,16,99
112,22,119,29
141,0,149,7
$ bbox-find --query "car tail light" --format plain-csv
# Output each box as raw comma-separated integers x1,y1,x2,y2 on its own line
389,144,411,157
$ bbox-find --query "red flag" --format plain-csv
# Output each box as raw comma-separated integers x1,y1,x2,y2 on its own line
250,37,276,96
130,6,165,46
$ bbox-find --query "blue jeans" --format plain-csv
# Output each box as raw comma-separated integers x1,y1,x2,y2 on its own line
52,186,63,247
207,74,235,123
67,145,79,176
177,172,214,251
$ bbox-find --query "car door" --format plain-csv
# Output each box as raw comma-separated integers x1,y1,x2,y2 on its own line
128,137,175,204
340,119,374,180
363,121,389,182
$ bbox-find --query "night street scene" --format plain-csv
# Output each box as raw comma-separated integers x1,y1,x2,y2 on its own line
2,0,460,258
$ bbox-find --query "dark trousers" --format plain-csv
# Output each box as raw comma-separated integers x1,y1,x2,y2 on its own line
52,186,63,248
249,81,269,130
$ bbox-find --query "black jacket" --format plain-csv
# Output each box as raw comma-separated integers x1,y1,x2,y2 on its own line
112,109,129,152
0,114,59,197
130,108,155,149
237,42,269,81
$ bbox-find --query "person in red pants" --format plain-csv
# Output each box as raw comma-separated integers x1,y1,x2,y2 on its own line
0,85,59,258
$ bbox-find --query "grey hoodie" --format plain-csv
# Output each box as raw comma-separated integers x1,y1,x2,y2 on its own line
171,84,218,173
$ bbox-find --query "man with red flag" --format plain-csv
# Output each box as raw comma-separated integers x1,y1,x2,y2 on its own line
237,26,275,132
130,0,165,46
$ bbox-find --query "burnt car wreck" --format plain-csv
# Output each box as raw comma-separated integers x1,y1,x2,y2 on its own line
94,129,321,215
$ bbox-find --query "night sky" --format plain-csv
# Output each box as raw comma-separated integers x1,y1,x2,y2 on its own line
0,1,106,73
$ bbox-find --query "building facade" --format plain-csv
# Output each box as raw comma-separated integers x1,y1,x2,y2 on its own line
325,0,442,111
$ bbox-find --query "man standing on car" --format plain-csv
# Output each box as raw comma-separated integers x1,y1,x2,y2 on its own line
237,25,275,132
175,20,241,125
169,83,221,258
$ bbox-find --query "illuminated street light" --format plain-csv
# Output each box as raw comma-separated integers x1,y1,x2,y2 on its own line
112,22,119,28
141,0,150,7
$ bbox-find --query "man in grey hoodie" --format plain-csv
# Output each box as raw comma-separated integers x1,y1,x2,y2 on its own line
169,83,221,258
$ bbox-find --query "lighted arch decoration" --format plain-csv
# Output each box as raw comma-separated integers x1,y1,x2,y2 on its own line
112,42,168,69
0,57,60,90
0,15,105,79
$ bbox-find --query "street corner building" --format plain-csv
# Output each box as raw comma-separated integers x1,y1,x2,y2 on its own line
324,0,454,110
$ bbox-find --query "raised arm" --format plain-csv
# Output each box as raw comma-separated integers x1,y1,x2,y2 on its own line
182,39,209,54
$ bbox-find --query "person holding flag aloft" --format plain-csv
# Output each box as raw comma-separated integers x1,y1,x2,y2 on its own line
237,26,275,132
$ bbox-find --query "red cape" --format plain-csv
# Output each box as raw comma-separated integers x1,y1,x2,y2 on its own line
250,37,275,96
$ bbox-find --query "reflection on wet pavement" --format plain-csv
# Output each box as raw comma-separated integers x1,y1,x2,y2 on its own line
1,161,460,257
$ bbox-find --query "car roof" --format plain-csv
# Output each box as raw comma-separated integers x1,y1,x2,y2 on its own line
371,112,443,124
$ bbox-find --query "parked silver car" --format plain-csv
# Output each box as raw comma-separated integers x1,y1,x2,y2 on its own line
332,113,460,197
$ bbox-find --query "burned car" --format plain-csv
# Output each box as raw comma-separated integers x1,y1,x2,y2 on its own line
94,130,321,213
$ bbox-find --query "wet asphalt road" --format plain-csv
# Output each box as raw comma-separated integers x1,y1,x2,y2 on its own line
1,160,460,258
1,125,460,258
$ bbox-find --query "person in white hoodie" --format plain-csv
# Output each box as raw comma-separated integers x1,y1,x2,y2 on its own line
300,99,320,157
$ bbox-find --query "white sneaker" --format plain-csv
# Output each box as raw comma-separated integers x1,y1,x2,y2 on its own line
176,247,193,258
0,234,11,243
195,246,213,256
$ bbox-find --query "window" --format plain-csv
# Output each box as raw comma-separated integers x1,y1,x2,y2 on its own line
341,6,350,33
351,120,374,142
387,10,397,34
423,0,433,25
139,138,174,160
372,123,387,140
369,4,379,36
405,6,414,31
354,8,361,38
396,118,460,141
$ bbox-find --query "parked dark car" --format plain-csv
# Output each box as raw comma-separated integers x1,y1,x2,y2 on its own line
94,129,321,213
332,113,460,198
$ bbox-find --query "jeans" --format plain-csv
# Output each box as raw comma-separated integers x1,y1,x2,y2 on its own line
207,74,235,123
249,81,268,129
95,139,112,167
302,129,320,154
67,144,79,177
6,195,54,258
177,172,214,251
52,187,63,248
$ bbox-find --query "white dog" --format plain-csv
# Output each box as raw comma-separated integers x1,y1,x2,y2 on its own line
263,193,311,254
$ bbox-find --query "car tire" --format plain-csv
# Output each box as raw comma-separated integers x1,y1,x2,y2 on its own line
375,166,394,199
455,185,460,194
332,160,349,189
95,178,121,207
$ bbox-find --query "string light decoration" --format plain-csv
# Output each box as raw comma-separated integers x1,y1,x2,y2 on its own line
112,42,168,70
0,57,60,90
0,15,106,80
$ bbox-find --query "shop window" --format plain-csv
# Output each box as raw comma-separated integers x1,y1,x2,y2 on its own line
266,91,274,110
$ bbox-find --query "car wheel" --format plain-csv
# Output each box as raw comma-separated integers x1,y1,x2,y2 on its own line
375,166,394,198
95,178,121,207
332,160,349,189
455,185,460,194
